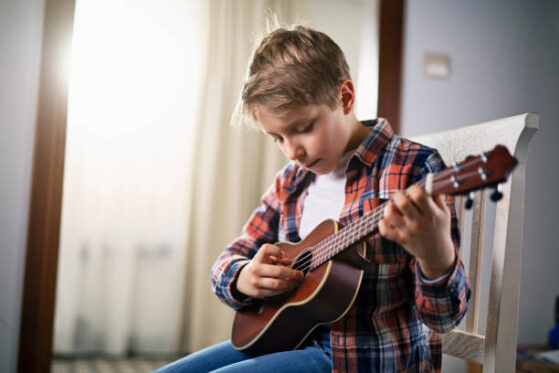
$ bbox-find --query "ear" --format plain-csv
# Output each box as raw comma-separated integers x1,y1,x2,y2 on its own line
338,80,356,115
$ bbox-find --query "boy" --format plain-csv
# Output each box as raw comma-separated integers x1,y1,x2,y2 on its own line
156,25,470,373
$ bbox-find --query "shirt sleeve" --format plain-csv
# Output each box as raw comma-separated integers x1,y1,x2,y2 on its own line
409,150,471,333
210,173,282,310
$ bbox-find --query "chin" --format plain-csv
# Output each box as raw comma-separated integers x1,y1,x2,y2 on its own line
312,165,335,175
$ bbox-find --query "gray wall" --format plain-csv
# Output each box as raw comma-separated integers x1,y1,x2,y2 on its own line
401,0,559,370
0,0,45,371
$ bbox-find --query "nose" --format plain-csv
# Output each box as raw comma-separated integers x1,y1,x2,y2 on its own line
284,139,305,161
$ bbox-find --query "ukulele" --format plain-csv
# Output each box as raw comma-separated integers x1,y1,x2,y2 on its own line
231,145,518,356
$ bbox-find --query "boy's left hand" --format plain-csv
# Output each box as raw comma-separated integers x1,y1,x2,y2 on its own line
378,185,456,280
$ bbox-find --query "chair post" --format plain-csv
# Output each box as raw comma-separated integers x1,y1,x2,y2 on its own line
464,190,486,335
482,115,538,373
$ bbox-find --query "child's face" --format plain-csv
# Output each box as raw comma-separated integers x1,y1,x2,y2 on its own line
256,104,352,175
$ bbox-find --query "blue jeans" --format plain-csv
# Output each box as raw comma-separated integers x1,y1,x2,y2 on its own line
153,329,332,373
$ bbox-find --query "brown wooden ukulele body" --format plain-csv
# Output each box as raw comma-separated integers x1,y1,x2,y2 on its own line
231,219,368,356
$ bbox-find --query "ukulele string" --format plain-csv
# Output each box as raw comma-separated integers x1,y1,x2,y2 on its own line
289,165,480,274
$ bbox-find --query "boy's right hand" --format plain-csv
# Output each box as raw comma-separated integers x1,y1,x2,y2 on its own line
236,244,304,298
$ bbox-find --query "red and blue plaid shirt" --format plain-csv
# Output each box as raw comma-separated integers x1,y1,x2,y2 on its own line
211,118,471,372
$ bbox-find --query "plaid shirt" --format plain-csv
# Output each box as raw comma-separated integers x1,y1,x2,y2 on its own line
211,118,471,372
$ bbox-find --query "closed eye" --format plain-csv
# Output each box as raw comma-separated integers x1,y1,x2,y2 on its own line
267,119,314,143
295,122,314,134
272,135,283,143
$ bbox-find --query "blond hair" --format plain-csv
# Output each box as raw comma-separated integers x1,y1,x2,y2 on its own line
233,25,351,128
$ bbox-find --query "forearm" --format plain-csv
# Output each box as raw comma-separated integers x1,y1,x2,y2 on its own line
211,254,254,310
211,177,282,309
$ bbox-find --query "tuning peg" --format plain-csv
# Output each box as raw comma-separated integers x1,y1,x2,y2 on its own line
490,184,503,202
465,191,475,210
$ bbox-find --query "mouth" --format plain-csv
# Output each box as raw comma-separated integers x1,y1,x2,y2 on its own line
304,159,320,168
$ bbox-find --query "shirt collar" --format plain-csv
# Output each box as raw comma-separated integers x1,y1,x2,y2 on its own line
353,118,395,167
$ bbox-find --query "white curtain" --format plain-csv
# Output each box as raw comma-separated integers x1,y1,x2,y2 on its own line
54,0,206,355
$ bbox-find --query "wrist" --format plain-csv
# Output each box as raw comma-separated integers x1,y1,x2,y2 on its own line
418,249,456,280
232,263,251,300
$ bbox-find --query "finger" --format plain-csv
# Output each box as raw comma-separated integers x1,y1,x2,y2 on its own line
254,244,284,263
392,191,420,220
269,256,292,266
256,263,304,280
256,277,300,293
383,202,406,228
433,193,449,212
407,185,432,217
378,218,400,243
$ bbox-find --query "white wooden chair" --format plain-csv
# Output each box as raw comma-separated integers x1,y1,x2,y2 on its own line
411,113,539,373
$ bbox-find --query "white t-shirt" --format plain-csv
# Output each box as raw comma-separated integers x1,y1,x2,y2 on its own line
299,150,353,240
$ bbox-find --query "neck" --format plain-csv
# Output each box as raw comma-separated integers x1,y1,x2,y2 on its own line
344,113,370,152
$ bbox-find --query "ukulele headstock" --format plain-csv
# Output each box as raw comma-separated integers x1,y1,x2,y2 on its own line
432,145,518,205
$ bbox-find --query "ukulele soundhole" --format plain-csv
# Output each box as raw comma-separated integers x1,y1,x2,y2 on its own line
292,249,314,276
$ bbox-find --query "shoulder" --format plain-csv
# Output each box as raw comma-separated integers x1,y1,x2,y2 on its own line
358,118,442,172
376,136,445,193
386,135,442,171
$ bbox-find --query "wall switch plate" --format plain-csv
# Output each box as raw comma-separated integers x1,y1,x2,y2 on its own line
423,52,450,79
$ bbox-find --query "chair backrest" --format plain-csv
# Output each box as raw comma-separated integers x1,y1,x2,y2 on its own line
411,113,538,373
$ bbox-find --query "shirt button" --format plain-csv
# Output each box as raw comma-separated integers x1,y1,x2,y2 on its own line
450,283,457,292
